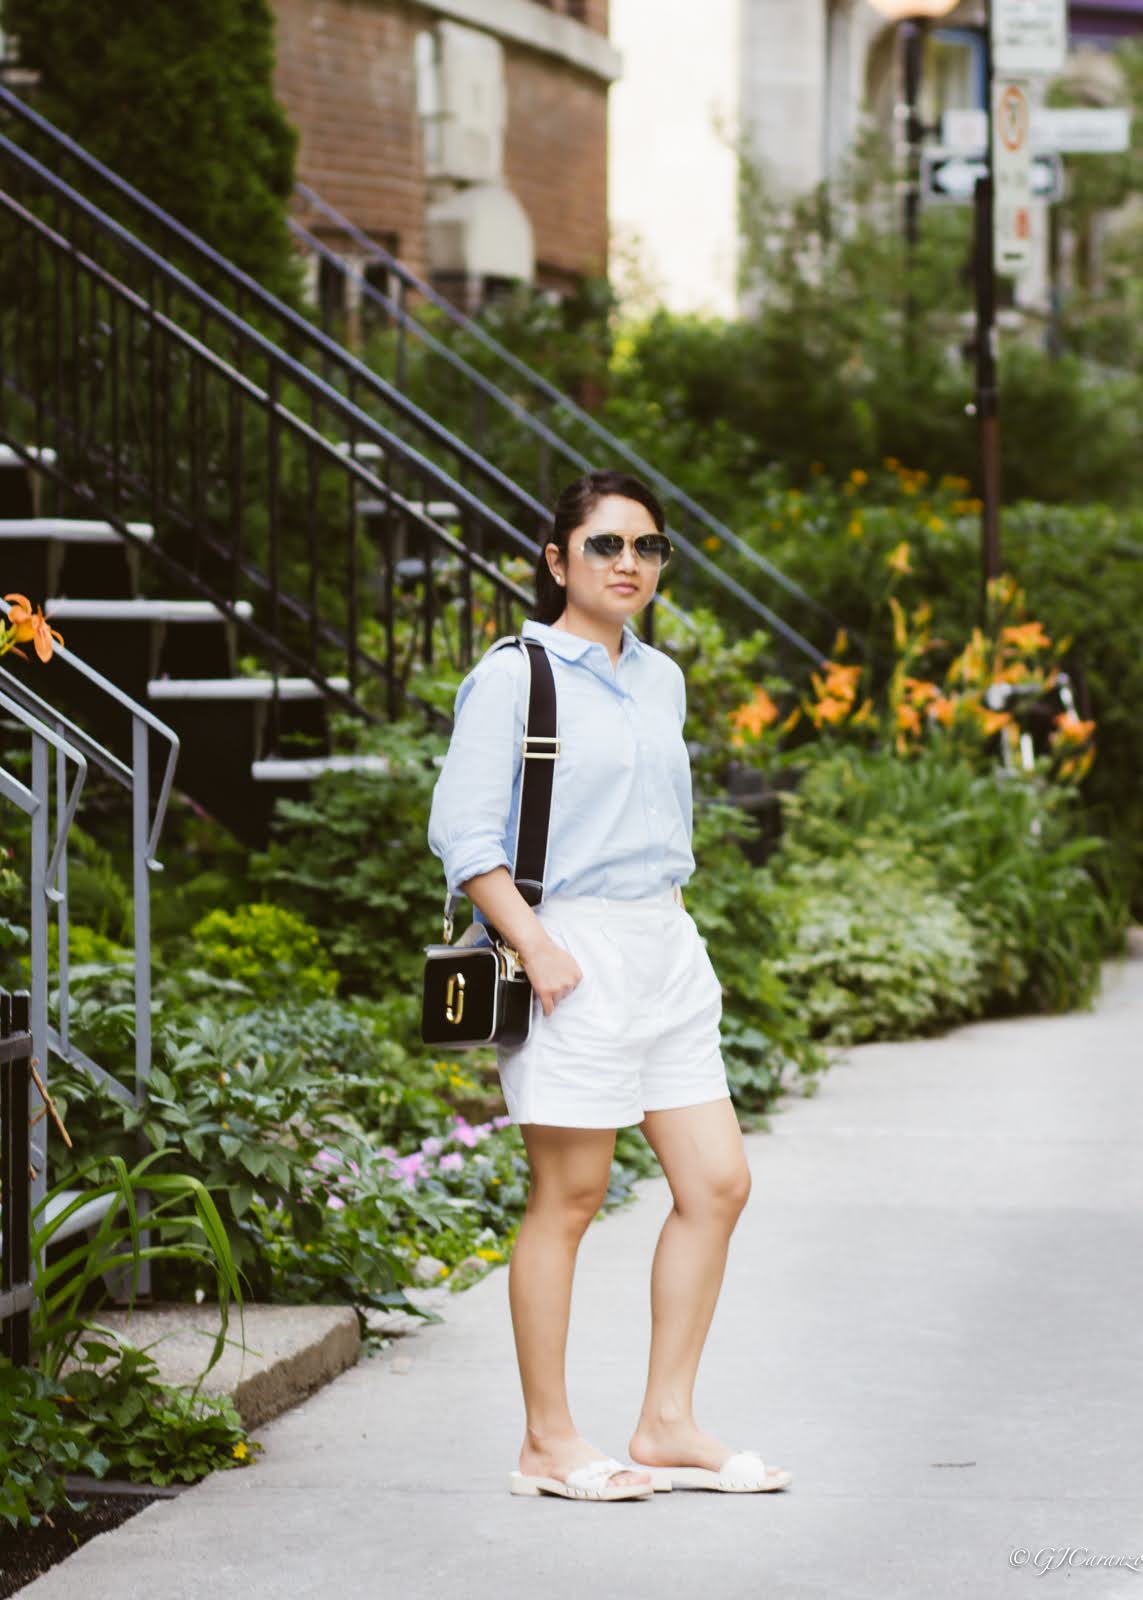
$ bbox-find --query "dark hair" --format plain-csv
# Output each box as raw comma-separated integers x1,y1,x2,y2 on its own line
531,470,667,624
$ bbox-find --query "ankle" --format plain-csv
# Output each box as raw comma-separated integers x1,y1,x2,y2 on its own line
524,1421,580,1451
634,1405,698,1434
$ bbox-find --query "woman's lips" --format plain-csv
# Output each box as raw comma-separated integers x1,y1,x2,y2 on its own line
610,584,637,593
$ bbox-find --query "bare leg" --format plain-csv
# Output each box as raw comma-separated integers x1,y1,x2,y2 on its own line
510,1122,651,1489
628,1098,784,1474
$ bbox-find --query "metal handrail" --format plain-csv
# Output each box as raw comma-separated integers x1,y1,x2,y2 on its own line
293,184,852,649
0,83,831,666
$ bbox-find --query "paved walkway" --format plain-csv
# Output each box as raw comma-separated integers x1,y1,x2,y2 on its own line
18,932,1143,1600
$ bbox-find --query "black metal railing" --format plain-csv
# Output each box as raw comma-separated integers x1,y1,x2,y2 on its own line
292,181,859,667
0,136,562,738
0,84,838,672
1,987,33,1366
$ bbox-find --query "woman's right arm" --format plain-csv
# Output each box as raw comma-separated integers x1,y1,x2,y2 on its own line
427,650,583,1013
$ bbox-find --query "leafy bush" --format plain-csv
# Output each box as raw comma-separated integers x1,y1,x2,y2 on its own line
188,902,338,1003
0,1359,109,1530
764,845,986,1045
57,1338,258,1486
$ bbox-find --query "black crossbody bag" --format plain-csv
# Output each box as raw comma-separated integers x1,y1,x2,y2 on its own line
420,635,558,1050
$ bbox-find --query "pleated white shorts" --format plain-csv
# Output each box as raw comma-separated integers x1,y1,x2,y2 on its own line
495,886,732,1129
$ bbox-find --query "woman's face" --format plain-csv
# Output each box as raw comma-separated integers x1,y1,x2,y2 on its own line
546,494,664,622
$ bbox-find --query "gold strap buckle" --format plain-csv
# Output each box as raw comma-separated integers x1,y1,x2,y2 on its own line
522,735,560,760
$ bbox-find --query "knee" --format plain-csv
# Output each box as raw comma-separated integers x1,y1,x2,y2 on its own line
528,1179,610,1235
707,1160,752,1221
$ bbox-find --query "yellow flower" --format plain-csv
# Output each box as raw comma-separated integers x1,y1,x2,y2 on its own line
475,1248,503,1262
702,534,722,552
887,541,912,575
846,516,864,538
927,516,945,533
233,1441,248,1461
849,468,868,486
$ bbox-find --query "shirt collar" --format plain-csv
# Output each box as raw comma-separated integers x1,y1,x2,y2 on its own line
521,617,647,663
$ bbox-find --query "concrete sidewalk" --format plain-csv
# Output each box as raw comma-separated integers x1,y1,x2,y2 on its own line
17,932,1143,1600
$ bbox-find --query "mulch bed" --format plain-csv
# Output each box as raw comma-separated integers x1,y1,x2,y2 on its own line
0,1486,171,1598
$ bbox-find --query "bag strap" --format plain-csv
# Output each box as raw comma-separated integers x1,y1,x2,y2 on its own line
442,635,557,945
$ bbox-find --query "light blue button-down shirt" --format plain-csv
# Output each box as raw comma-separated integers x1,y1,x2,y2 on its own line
427,616,695,927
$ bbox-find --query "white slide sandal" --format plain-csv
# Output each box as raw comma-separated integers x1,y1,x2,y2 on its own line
509,1455,655,1501
636,1449,792,1493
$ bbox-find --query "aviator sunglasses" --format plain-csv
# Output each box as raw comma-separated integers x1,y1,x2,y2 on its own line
576,531,673,569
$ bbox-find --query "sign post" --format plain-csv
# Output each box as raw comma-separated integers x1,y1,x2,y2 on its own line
972,0,1065,620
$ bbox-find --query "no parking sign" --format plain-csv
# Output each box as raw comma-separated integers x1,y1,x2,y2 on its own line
992,78,1033,275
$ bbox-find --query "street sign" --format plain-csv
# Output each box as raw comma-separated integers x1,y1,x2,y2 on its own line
993,77,1034,273
942,106,1132,155
1034,107,1132,153
991,0,1068,76
923,148,1063,204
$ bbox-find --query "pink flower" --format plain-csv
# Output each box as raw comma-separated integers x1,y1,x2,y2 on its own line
388,1151,427,1188
420,1136,444,1157
438,1152,463,1173
327,1194,345,1210
452,1124,480,1148
492,1115,511,1129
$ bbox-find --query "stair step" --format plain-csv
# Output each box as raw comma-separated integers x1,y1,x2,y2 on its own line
44,598,253,621
0,1187,118,1254
148,675,350,702
356,499,459,521
0,446,58,468
251,754,390,781
0,518,153,542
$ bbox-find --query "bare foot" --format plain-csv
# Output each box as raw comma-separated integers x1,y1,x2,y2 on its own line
629,1420,786,1478
519,1433,650,1491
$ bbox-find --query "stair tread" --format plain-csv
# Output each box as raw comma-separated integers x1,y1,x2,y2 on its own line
44,597,254,619
252,755,390,780
0,518,153,541
148,675,350,700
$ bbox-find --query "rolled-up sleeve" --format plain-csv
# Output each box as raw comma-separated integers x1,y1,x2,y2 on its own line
427,647,526,899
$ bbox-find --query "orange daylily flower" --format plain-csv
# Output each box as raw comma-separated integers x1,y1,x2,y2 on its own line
810,695,852,726
895,703,921,734
729,685,780,739
929,696,956,727
901,676,940,706
979,708,1013,737
1052,710,1096,743
1001,621,1050,653
4,593,64,662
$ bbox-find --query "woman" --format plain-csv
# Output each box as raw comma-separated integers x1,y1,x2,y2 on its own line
427,469,792,1503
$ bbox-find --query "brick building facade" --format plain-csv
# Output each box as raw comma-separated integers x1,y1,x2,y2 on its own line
272,0,620,304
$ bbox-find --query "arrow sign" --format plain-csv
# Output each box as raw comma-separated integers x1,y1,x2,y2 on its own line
923,149,1064,204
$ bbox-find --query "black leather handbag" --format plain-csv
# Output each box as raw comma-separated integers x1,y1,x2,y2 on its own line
420,635,558,1050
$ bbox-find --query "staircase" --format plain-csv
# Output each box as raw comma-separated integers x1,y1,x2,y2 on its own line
0,83,860,677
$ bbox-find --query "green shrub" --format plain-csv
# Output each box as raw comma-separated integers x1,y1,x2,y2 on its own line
188,902,338,1003
763,844,986,1045
0,1359,110,1530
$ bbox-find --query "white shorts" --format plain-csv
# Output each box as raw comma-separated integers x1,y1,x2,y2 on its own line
495,886,732,1129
